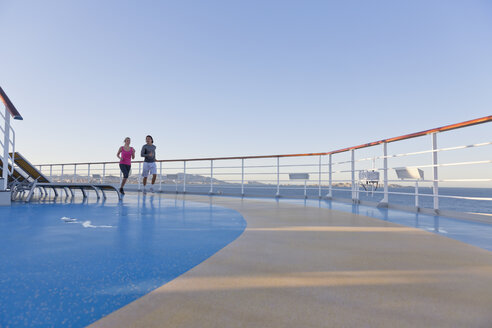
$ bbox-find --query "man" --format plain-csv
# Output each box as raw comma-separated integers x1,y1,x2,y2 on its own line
141,135,157,193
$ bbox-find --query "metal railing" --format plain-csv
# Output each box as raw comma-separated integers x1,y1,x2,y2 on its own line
0,109,16,175
35,116,492,217
0,86,23,191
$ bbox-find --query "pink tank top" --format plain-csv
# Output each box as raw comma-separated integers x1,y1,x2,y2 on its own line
120,147,133,165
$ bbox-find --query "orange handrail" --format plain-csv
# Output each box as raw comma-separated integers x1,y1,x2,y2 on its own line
0,86,23,120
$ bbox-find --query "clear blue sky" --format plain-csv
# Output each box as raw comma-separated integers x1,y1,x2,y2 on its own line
1,0,491,164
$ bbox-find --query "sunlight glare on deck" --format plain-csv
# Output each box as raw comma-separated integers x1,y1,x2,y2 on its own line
247,226,427,232
155,266,492,292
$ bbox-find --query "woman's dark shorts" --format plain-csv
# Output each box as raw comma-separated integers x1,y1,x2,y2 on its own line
119,164,131,178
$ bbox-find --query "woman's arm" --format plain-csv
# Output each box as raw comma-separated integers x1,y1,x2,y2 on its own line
131,147,135,159
116,147,122,160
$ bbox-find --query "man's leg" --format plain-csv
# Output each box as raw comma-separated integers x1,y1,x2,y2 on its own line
142,163,149,192
149,163,157,192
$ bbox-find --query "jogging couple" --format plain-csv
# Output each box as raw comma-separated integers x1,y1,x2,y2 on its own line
116,135,157,195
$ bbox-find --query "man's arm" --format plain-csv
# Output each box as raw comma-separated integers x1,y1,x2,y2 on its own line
141,146,147,158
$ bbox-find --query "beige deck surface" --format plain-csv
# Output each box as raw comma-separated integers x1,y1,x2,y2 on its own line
91,195,492,328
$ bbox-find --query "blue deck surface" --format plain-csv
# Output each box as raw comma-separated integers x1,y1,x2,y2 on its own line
0,195,246,327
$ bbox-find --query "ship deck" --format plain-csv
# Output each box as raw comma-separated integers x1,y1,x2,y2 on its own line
91,194,492,328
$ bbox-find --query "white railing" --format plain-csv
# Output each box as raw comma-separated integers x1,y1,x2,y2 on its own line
1,110,18,192
35,116,492,217
1,86,23,192
0,109,16,175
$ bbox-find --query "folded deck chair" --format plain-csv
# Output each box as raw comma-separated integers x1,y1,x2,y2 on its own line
0,160,26,184
9,152,121,201
0,156,39,200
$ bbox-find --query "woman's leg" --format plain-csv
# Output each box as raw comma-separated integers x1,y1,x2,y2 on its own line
119,164,130,191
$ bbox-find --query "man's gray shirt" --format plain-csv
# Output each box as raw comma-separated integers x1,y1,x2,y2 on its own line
141,144,156,162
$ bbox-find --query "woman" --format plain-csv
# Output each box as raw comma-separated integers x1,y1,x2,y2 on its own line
117,137,135,195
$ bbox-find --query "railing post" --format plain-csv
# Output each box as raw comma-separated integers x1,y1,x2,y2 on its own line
73,164,77,183
327,154,332,199
2,107,10,190
159,161,162,192
87,164,91,183
138,162,141,190
61,164,64,183
183,161,187,193
415,180,419,209
209,160,214,194
351,150,357,202
102,164,105,184
276,157,280,197
241,158,245,196
49,165,53,197
318,155,321,198
379,142,389,207
432,133,439,213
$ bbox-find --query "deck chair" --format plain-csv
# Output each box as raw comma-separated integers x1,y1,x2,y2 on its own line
9,152,121,201
0,156,37,200
0,161,26,184
0,156,27,186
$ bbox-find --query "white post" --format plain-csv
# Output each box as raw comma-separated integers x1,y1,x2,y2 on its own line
380,142,389,206
183,161,186,193
1,108,10,190
415,180,419,209
276,157,280,197
351,149,357,202
138,162,141,190
432,133,439,213
61,164,64,183
102,164,105,183
327,154,332,199
159,162,162,191
73,164,77,183
87,164,90,183
304,179,307,198
241,158,244,196
318,155,321,198
209,160,214,194
49,165,53,197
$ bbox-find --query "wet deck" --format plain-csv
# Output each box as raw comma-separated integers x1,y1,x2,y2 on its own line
91,194,492,328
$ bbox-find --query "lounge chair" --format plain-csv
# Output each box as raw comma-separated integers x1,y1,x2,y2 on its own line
8,152,121,201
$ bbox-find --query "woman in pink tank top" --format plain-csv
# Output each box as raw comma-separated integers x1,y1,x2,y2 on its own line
116,137,135,195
